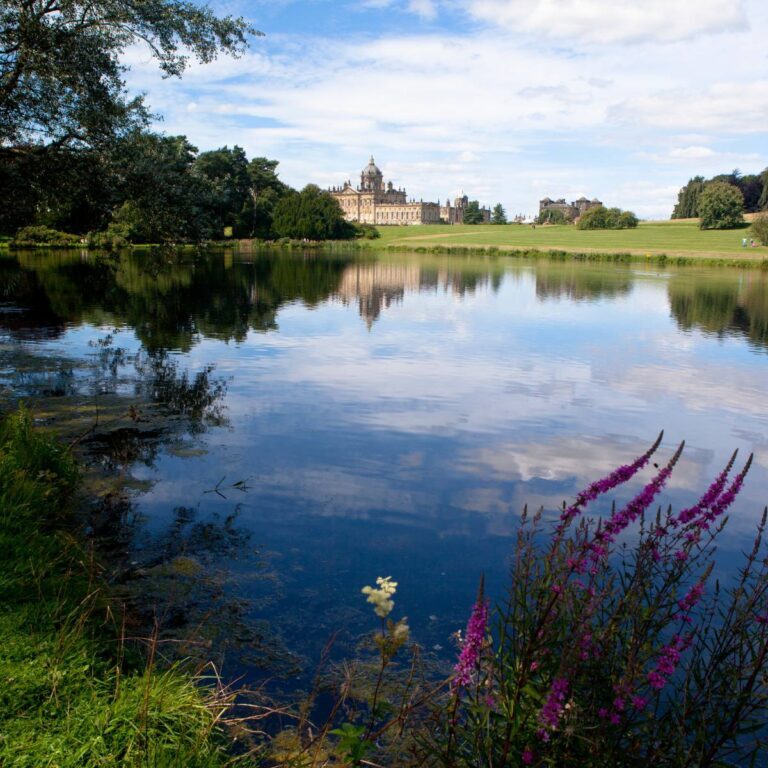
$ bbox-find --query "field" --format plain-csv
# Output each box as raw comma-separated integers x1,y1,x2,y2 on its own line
370,219,766,260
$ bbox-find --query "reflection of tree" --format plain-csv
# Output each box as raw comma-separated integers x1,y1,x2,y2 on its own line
534,263,633,302
668,273,768,351
2,249,354,351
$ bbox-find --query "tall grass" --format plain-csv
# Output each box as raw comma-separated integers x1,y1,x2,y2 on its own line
0,408,240,767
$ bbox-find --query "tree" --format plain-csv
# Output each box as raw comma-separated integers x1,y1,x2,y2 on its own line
490,203,507,225
759,168,768,211
0,0,254,149
672,176,705,219
697,182,744,230
246,157,292,239
463,200,485,225
750,212,768,246
577,205,638,230
193,146,252,237
537,208,569,225
271,185,355,240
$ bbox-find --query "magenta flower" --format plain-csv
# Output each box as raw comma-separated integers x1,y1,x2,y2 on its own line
558,432,663,531
647,635,691,691
675,450,738,525
453,582,489,691
538,677,569,734
522,748,534,765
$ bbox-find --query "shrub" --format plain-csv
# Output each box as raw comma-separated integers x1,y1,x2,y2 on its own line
10,225,80,248
422,437,768,767
85,222,133,250
537,209,570,225
577,205,639,230
698,182,745,230
353,223,381,239
751,212,768,246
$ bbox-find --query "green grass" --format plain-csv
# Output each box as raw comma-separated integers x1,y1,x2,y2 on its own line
0,408,242,767
368,220,766,260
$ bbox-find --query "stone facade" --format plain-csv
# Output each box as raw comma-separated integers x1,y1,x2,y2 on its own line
539,196,602,222
330,157,489,226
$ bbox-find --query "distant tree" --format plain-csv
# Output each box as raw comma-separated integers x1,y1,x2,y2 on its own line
192,146,252,237
672,177,706,219
750,212,768,246
739,174,763,213
246,157,292,238
271,185,355,240
577,205,638,230
463,200,485,225
759,168,768,211
537,208,569,225
697,182,744,230
491,203,507,225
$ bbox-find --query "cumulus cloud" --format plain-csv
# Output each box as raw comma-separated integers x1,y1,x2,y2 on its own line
463,0,748,44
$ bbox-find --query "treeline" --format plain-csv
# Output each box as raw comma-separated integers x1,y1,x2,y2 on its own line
0,137,363,245
672,168,768,219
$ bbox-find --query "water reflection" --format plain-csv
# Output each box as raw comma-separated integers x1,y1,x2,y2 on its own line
2,249,768,687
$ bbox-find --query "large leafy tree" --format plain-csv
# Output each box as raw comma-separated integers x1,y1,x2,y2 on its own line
247,157,291,239
697,182,744,230
193,146,252,237
463,200,485,224
0,0,255,149
272,185,354,240
672,176,706,219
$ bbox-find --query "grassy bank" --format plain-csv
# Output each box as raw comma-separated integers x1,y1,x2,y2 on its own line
368,220,767,260
0,409,237,767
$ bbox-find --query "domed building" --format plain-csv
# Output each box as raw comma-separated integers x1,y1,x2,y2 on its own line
329,156,487,226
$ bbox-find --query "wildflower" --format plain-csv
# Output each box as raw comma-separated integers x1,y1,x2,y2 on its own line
588,443,684,562
362,576,397,618
538,677,569,733
522,748,534,765
647,635,691,691
558,432,663,530
677,577,707,613
631,695,647,711
675,450,738,525
453,579,489,691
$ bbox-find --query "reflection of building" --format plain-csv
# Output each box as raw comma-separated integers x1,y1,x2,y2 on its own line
335,262,499,327
539,196,602,222
329,157,490,226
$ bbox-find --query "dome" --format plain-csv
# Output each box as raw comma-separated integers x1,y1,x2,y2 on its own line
362,156,382,177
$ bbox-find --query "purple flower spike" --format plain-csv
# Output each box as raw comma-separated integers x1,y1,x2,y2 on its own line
676,450,738,526
538,677,569,734
453,577,488,691
558,432,664,532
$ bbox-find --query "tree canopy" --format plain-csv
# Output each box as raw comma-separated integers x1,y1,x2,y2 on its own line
673,168,768,219
697,182,744,230
271,185,355,240
0,0,255,149
491,203,507,225
576,206,638,230
463,200,485,224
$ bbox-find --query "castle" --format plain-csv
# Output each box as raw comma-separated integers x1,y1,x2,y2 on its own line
539,196,602,222
329,157,490,226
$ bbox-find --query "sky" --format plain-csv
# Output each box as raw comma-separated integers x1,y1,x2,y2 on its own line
123,0,768,219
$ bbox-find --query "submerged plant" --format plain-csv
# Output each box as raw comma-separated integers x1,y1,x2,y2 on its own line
421,438,768,767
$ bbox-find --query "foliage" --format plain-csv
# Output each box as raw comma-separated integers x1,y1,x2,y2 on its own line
491,204,507,225
674,168,768,218
272,185,356,240
577,205,639,230
0,408,240,767
0,0,254,149
698,182,745,230
672,176,706,219
10,224,80,247
537,208,570,225
751,212,768,246
463,200,485,225
420,438,768,767
352,222,381,239
247,156,293,239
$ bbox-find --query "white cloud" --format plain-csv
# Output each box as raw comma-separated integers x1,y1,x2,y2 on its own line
408,0,437,19
463,0,748,44
668,146,716,160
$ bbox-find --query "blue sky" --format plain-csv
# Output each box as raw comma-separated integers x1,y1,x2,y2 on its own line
124,0,768,219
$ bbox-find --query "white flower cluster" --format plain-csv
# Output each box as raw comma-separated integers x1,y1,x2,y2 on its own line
361,576,397,618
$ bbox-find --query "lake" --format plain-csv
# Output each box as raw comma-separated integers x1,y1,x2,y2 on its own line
2,248,767,686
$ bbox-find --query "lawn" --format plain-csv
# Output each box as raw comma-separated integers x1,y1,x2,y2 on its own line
370,219,765,259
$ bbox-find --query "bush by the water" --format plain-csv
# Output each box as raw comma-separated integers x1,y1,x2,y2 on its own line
353,222,381,239
11,225,81,247
272,184,356,240
577,205,639,230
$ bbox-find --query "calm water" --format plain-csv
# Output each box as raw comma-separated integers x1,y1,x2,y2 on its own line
2,248,768,682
